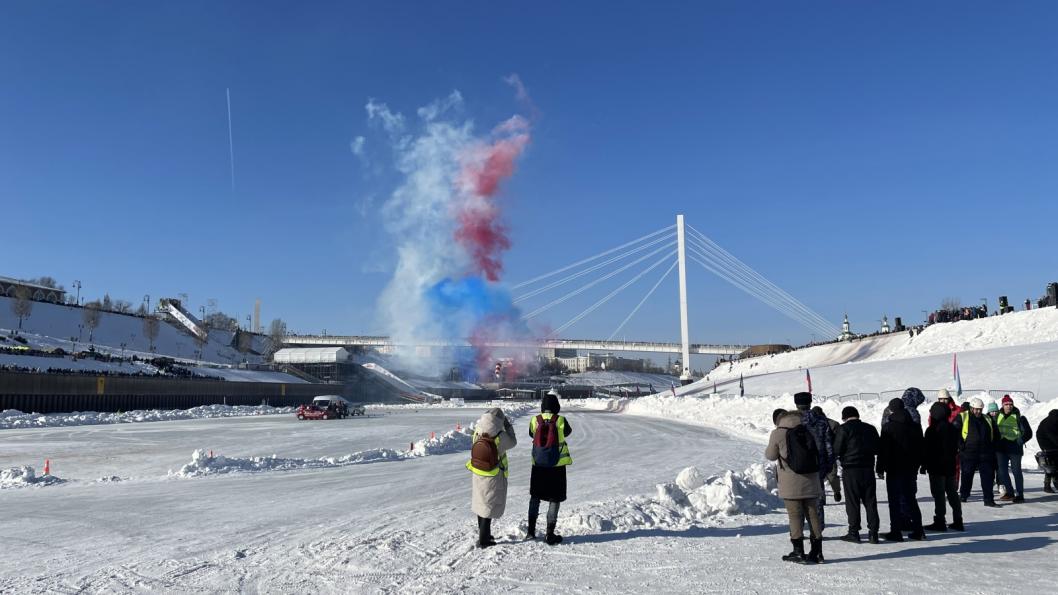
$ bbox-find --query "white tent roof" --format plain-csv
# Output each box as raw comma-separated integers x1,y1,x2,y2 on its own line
273,347,350,364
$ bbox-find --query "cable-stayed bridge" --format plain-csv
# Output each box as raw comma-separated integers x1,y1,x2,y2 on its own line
281,335,748,356
286,215,839,379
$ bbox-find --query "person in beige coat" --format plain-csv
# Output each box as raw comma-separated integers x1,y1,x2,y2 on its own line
467,407,518,548
766,411,824,564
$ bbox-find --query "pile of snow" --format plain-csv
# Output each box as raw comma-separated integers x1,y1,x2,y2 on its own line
408,428,473,456
172,447,406,478
559,463,780,535
0,466,65,489
0,404,294,430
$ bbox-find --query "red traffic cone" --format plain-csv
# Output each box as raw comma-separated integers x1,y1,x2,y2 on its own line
43,459,51,475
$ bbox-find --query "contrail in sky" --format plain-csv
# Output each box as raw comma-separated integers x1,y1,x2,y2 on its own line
226,88,235,191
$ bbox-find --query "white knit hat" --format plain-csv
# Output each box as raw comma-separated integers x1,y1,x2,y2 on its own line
970,397,984,409
937,388,951,401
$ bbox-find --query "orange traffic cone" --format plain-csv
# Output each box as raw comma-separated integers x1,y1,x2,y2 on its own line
43,459,50,475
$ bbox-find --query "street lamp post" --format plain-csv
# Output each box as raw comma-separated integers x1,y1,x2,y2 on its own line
73,280,81,305
143,295,150,314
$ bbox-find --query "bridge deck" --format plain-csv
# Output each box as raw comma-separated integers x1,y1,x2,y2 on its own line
283,335,747,355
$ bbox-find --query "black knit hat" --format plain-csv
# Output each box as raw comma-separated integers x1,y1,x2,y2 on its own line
841,406,859,420
541,392,561,414
794,392,813,408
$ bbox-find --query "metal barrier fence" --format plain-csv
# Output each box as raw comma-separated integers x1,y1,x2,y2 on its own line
831,389,1038,404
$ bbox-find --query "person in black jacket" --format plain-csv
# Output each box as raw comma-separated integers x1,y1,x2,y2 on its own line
877,398,926,541
922,402,964,531
1037,409,1058,494
957,397,999,507
833,406,880,544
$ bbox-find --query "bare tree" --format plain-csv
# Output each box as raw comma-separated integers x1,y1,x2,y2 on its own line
940,297,961,311
28,276,62,290
11,286,32,330
135,303,148,316
268,318,287,354
142,315,160,352
114,299,133,314
83,301,102,342
204,311,238,331
102,293,114,311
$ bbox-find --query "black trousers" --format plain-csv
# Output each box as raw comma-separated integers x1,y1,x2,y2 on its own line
841,467,879,533
928,472,962,521
885,471,923,533
959,454,995,504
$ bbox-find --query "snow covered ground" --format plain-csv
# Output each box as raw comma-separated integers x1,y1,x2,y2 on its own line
1,395,1055,592
0,295,266,365
2,310,1057,592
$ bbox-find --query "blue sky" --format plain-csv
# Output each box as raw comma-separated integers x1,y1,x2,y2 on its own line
3,2,1057,354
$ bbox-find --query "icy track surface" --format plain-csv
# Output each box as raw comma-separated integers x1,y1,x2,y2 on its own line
1,405,1056,592
0,404,295,430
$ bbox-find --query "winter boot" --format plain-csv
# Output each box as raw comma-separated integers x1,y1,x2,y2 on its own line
781,538,805,563
804,538,824,564
924,516,947,532
544,522,563,545
868,531,880,544
525,516,537,540
949,518,965,532
839,532,860,544
882,530,904,542
907,529,927,541
477,517,496,548
1044,476,1054,493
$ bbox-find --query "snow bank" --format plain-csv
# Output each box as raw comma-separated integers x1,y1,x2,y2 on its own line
172,447,406,478
0,404,295,430
408,428,473,456
560,463,780,534
0,466,65,489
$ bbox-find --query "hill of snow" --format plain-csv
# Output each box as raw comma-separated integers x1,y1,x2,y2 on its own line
0,295,266,366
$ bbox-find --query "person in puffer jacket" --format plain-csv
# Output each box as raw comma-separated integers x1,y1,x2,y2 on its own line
1037,410,1058,493
882,387,926,426
467,408,518,548
922,402,964,532
878,398,926,542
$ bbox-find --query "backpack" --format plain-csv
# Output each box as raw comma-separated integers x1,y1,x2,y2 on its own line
532,415,562,467
470,433,499,472
783,424,820,474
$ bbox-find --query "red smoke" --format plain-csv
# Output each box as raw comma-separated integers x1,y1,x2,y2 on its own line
455,115,530,281
455,206,510,282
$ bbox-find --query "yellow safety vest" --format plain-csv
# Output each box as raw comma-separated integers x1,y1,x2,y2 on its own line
996,412,1021,442
466,434,509,478
529,413,573,467
960,411,994,440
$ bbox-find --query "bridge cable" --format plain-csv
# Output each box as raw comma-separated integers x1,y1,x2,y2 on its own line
551,249,678,336
522,241,677,320
686,225,840,337
607,258,679,341
686,224,838,335
684,240,835,337
686,247,838,339
511,224,675,290
513,231,676,304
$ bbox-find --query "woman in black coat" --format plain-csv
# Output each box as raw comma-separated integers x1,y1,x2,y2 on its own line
527,391,573,545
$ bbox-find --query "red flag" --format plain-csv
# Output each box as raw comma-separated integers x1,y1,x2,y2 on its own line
806,369,813,393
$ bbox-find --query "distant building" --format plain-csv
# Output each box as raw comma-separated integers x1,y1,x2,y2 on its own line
0,276,67,304
840,313,854,341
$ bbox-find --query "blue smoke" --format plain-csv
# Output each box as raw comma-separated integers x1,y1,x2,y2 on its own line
425,276,529,382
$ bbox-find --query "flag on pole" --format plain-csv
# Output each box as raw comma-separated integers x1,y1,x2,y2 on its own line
806,369,813,393
739,373,744,397
713,381,717,394
953,353,962,397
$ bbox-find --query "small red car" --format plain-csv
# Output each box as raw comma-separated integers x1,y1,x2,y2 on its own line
296,404,338,420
